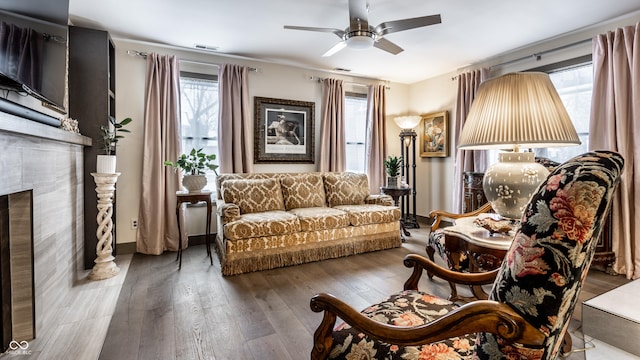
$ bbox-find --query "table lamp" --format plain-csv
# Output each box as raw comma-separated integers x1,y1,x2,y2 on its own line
457,72,580,219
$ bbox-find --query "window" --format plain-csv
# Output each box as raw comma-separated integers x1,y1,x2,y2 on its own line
344,92,368,173
179,71,219,191
488,61,593,164
535,63,592,162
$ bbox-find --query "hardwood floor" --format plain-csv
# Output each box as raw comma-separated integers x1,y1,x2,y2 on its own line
99,225,629,360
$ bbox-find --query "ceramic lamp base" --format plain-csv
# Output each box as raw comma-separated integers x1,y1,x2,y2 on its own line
483,152,549,220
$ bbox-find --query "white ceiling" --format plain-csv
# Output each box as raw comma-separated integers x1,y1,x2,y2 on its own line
68,0,640,84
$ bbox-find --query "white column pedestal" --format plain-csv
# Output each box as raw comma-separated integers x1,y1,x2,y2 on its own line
89,172,121,280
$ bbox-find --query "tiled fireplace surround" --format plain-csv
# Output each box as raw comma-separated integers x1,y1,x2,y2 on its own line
0,111,92,352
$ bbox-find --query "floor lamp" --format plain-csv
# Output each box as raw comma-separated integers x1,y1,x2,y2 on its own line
394,116,421,229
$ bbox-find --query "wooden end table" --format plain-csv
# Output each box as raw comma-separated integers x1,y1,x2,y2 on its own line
380,186,412,242
441,215,514,300
176,190,213,269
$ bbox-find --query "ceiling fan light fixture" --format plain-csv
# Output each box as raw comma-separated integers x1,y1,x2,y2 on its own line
346,35,374,49
345,29,376,49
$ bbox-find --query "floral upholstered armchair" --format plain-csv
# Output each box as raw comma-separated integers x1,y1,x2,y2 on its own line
310,151,624,360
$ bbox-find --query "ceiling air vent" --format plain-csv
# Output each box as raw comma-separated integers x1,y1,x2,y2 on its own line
334,67,351,72
194,44,219,52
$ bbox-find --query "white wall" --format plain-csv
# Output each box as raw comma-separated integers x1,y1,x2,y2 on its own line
113,39,410,244
406,73,458,216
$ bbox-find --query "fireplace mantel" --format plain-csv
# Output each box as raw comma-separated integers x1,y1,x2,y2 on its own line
0,112,91,147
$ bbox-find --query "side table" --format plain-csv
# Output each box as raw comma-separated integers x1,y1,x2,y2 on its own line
380,186,412,242
176,190,213,269
439,215,513,300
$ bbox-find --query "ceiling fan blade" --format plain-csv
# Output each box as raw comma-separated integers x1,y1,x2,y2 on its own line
322,42,347,57
284,25,345,39
374,38,403,55
348,0,369,31
375,14,442,36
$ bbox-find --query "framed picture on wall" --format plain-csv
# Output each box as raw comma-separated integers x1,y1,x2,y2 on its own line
420,111,449,157
254,96,315,163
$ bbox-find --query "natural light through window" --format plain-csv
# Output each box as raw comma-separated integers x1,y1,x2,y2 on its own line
488,63,593,164
344,93,367,173
535,63,592,162
179,72,219,191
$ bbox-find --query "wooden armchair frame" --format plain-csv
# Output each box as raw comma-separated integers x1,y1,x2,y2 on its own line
309,254,544,360
429,202,493,232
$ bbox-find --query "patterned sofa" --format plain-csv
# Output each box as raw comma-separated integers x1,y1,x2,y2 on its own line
215,172,402,275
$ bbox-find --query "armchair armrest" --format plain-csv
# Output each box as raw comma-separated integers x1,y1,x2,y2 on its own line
216,200,241,224
402,253,498,291
429,202,493,231
310,293,544,360
365,194,394,206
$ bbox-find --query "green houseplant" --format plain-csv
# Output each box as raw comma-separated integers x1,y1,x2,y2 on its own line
100,116,132,155
384,155,403,188
164,148,219,193
97,116,132,173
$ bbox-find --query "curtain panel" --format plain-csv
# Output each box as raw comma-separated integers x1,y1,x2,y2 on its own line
452,69,488,213
319,78,346,172
366,84,387,193
136,53,183,255
590,23,640,279
218,64,253,174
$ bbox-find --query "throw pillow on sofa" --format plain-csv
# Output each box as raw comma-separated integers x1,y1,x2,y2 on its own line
221,178,285,214
280,173,326,210
323,172,370,207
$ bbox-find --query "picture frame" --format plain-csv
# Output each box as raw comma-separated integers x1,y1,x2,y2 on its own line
254,96,315,163
420,111,449,157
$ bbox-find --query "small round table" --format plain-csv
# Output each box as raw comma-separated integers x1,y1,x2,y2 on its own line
176,190,213,269
380,186,412,242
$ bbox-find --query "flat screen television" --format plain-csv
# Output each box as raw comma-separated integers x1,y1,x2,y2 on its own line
0,9,67,111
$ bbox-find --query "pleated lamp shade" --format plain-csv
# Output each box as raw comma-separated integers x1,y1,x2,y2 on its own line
457,72,581,220
458,72,580,150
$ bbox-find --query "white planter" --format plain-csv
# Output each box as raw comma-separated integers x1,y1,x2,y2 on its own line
96,155,117,173
182,174,207,193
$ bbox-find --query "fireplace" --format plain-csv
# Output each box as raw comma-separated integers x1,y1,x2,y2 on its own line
1,110,90,355
0,191,35,352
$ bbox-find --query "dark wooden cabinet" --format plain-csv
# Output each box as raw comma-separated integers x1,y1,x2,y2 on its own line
462,172,487,213
68,26,116,269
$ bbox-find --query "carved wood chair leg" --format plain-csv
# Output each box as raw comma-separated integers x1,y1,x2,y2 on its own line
561,330,573,355
426,245,436,279
311,310,337,360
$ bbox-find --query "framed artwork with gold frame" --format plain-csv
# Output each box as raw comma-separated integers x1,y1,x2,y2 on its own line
420,111,449,157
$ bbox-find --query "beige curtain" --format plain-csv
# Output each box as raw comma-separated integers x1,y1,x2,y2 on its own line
218,64,253,173
136,53,182,254
590,23,640,279
319,78,346,172
452,69,489,213
366,84,387,193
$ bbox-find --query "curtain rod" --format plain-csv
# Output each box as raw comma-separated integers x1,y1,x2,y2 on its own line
451,38,592,80
126,50,258,72
309,76,390,90
488,38,592,71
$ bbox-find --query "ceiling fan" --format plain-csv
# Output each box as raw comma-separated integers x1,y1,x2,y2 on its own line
284,0,441,56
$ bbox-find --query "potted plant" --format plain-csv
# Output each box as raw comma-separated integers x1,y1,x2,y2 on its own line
97,116,132,173
384,155,403,188
164,148,219,193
